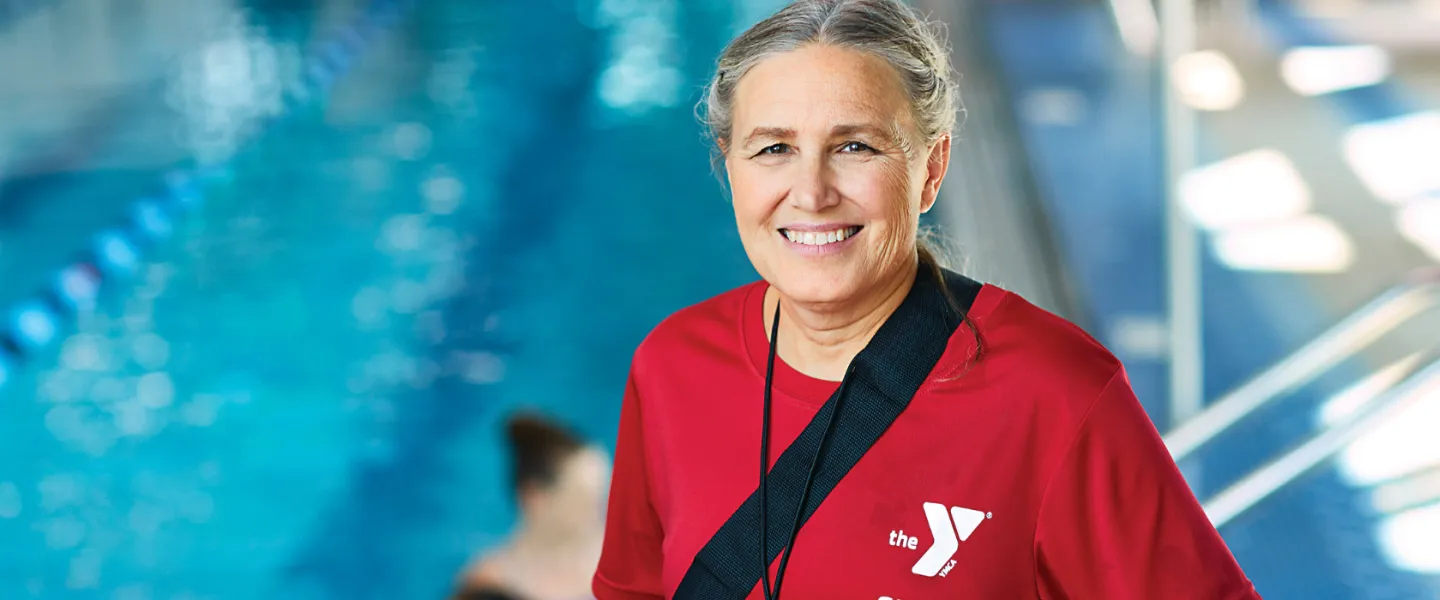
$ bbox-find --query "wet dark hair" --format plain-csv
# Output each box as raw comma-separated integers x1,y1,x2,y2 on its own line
505,412,585,497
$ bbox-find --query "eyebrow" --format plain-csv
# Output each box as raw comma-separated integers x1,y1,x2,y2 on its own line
831,124,898,142
741,127,795,148
740,124,901,148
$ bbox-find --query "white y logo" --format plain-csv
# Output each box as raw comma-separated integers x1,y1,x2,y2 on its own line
912,503,988,577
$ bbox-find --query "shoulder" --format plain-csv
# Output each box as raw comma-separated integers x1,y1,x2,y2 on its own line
630,280,762,378
959,286,1149,487
969,285,1125,408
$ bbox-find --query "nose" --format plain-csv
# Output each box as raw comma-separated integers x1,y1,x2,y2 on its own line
789,153,841,212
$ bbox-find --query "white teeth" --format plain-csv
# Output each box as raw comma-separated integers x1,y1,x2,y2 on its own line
783,227,858,246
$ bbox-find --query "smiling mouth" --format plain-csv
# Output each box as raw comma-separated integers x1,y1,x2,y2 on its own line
778,226,863,246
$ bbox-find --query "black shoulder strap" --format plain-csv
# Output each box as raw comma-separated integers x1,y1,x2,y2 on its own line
675,267,982,599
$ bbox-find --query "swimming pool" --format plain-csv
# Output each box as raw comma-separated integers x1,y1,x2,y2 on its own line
0,1,783,597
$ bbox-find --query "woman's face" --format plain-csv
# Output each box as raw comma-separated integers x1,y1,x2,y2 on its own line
725,44,950,307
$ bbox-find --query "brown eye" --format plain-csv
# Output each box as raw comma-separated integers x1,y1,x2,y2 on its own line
839,141,876,153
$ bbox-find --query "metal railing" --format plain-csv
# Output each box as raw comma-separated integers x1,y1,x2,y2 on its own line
1204,353,1440,527
1165,268,1440,461
1161,267,1440,526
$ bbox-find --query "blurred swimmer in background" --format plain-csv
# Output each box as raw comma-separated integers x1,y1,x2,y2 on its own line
455,413,611,600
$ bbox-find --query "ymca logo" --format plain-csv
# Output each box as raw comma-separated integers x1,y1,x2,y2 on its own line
888,502,990,577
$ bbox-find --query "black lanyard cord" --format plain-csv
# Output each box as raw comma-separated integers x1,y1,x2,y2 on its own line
760,299,850,600
759,300,779,600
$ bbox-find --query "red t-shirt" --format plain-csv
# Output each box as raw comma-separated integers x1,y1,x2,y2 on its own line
594,280,1260,599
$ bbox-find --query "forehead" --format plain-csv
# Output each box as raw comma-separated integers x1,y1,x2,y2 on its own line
732,44,912,132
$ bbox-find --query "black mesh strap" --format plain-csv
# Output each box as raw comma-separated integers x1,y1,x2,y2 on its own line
675,267,982,599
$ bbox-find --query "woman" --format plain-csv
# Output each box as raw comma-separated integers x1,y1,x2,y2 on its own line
458,413,610,600
594,1,1260,599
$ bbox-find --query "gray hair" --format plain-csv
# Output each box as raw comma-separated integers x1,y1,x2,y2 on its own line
699,0,962,161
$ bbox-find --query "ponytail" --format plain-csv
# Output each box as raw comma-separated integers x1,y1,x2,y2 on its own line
916,235,985,372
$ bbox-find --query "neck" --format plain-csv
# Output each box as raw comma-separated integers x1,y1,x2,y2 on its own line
765,260,919,381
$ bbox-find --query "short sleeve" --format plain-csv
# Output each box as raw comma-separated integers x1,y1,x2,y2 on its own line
593,369,666,600
1034,369,1261,599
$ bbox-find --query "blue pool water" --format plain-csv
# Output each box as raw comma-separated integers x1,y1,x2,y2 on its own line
0,1,777,597
8,1,1430,598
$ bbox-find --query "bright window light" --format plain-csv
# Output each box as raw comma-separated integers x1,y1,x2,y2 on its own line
1338,372,1440,486
1396,195,1440,261
1371,467,1440,514
1420,0,1440,21
1342,112,1440,204
1172,50,1246,111
1213,214,1355,272
1301,0,1362,18
1319,353,1424,427
1179,149,1312,230
1280,45,1391,96
1108,0,1159,56
1377,502,1440,573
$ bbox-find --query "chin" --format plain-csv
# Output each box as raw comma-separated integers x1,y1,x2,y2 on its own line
773,271,861,306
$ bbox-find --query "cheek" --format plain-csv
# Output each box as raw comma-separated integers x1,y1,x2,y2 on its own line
833,161,916,224
728,167,783,229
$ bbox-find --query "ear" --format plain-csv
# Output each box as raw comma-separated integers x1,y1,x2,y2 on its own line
919,134,951,214
721,147,736,195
